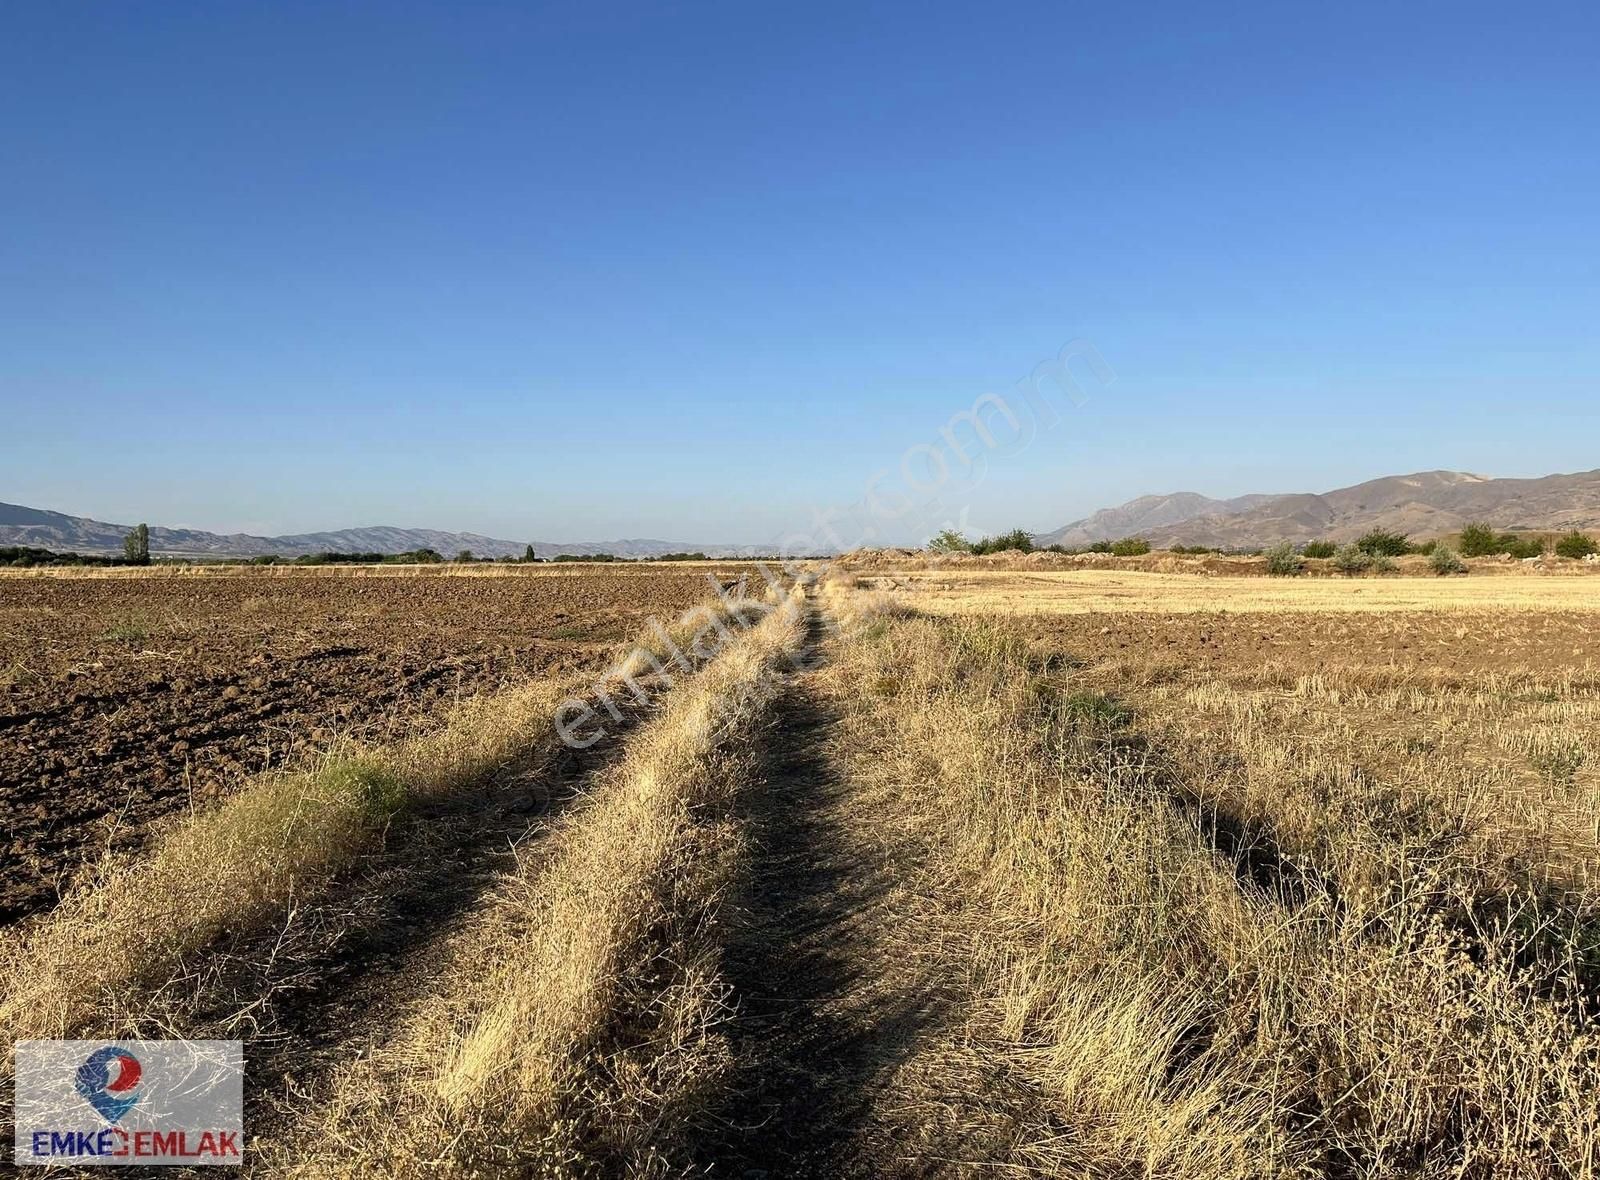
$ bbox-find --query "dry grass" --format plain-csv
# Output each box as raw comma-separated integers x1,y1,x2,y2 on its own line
273,590,808,1175
871,568,1600,615
0,598,759,1045
824,598,1600,1177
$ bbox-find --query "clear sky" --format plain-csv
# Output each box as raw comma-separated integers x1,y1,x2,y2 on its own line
3,2,1596,546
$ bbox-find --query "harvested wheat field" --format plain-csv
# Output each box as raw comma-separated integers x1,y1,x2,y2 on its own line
4,564,1600,1177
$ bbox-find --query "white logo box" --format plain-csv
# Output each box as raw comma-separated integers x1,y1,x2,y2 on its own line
13,1040,243,1167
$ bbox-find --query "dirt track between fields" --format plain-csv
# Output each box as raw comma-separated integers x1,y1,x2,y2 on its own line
702,614,1034,1176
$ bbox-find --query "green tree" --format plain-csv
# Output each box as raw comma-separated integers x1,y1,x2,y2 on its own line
523,544,537,563
1458,523,1500,557
928,528,972,554
454,549,474,563
1355,529,1411,557
970,529,1034,555
122,523,150,566
1555,531,1599,560
1110,537,1152,556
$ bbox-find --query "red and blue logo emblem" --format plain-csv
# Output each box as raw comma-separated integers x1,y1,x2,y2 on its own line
74,1046,143,1124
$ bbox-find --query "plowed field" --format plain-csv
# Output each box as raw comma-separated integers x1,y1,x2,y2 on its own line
0,567,748,923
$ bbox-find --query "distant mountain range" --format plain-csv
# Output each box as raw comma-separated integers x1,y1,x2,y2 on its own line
1036,468,1600,550
0,503,738,560
10,467,1599,562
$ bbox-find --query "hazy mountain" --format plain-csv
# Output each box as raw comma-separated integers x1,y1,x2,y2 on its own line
0,503,737,560
1034,491,1278,549
1038,469,1600,550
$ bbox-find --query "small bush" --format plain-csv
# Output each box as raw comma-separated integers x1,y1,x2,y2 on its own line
1265,542,1303,576
1053,689,1133,728
1088,540,1113,554
1555,531,1598,560
1429,545,1467,575
322,758,408,823
1356,529,1411,557
104,615,153,645
1505,537,1545,560
1370,552,1399,574
1169,544,1216,556
1530,742,1587,785
1331,544,1371,575
1302,540,1336,559
1109,537,1151,557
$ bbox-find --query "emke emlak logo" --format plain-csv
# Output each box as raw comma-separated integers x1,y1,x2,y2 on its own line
13,1039,244,1168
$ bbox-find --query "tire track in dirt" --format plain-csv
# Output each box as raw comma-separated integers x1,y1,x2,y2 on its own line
703,614,1034,1177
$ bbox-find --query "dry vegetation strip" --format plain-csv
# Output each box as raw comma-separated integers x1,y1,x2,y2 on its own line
886,568,1600,615
272,590,808,1175
0,598,758,1046
826,599,1600,1177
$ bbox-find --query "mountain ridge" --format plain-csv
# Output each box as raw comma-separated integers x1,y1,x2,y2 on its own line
1036,468,1600,550
0,503,739,560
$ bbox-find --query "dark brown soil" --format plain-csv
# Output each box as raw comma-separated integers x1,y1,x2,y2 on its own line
1019,608,1600,682
0,569,747,925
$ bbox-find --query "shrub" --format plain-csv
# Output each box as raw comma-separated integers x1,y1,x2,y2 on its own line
1555,531,1599,560
1052,690,1133,728
1458,523,1500,557
1169,544,1216,556
1413,539,1439,557
1088,540,1113,554
1460,523,1545,558
104,615,152,645
1370,552,1399,573
1505,537,1545,560
1265,542,1303,576
1109,537,1151,557
928,529,972,554
1331,544,1372,575
1356,529,1411,557
1430,545,1467,575
1302,540,1336,559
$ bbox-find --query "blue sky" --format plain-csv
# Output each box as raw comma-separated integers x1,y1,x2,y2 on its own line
2,2,1596,545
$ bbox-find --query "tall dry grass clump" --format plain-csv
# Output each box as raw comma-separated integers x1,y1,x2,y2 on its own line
285,590,808,1176
0,599,757,1045
824,602,1600,1177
